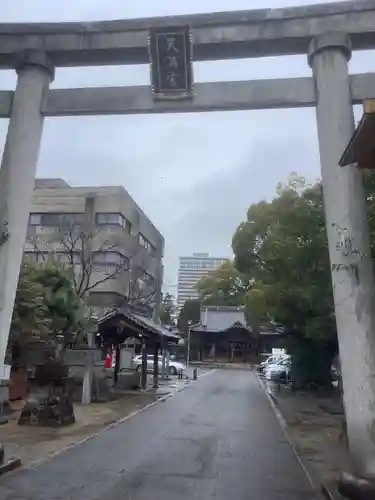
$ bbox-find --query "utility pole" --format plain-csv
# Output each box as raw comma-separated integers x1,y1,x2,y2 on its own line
186,320,192,370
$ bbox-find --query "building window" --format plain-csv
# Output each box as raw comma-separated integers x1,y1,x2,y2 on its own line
92,251,129,268
138,233,156,256
29,213,84,227
24,250,81,265
95,212,131,233
29,214,41,225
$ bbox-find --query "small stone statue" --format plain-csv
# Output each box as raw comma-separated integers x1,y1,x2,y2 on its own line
18,356,75,427
18,395,75,426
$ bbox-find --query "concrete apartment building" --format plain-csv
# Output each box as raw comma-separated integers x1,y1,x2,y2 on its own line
24,179,164,318
177,253,229,311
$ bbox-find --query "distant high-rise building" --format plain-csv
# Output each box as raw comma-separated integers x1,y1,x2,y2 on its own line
177,253,229,311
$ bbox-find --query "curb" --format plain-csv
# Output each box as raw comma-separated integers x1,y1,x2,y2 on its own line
321,481,341,500
257,375,344,500
0,458,22,476
255,372,319,491
190,363,254,370
17,368,216,472
20,391,173,472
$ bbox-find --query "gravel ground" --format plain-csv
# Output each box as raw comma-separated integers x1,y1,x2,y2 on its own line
262,378,350,485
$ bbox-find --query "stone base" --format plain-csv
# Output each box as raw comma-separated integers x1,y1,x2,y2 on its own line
116,371,141,391
338,472,375,500
69,372,112,402
18,394,75,427
67,365,114,402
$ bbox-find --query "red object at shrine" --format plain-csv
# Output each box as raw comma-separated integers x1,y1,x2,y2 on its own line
105,351,114,369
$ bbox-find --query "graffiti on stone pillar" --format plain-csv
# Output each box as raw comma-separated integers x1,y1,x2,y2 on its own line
0,220,9,246
332,223,360,258
331,263,359,281
331,223,362,282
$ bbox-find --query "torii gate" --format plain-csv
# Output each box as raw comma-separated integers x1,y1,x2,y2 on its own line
1,0,375,477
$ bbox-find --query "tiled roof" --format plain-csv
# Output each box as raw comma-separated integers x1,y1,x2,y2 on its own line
191,306,252,333
132,313,181,341
98,308,181,341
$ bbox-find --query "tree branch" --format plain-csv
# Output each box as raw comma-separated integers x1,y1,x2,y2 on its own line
59,226,81,295
84,262,129,292
26,235,47,263
126,259,157,306
58,224,131,298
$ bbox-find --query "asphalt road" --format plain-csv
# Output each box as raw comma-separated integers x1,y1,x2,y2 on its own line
0,369,318,500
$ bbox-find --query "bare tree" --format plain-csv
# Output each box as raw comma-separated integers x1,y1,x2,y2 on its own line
27,224,129,299
61,225,130,298
88,259,158,325
25,234,48,264
125,258,156,307
27,224,160,310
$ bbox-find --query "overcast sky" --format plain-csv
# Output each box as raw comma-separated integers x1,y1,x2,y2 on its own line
0,0,374,294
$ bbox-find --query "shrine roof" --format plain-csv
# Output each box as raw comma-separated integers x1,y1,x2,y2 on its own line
97,308,180,342
191,306,252,333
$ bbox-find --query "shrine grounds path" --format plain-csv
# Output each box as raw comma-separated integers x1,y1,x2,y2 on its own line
0,369,319,500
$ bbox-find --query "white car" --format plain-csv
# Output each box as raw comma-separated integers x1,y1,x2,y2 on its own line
264,356,291,381
132,355,186,375
259,355,282,374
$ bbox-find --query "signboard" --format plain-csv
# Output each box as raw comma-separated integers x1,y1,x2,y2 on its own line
272,348,286,358
148,25,194,100
63,349,103,367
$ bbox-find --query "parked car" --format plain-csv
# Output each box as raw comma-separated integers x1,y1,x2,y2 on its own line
132,355,186,375
264,356,291,382
259,355,283,374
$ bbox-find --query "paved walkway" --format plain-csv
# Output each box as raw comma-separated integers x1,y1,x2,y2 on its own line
0,370,318,500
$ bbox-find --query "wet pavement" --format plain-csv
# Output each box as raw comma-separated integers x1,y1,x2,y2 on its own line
0,369,318,500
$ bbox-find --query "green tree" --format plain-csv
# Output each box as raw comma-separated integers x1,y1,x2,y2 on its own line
9,261,83,364
32,261,83,337
195,260,252,307
9,262,52,365
160,292,176,326
177,299,201,337
11,263,51,341
362,170,375,258
233,174,336,388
